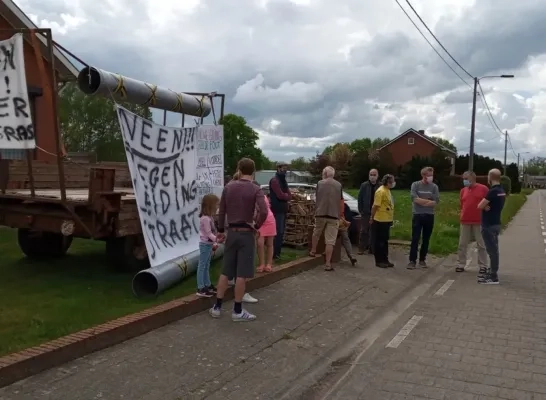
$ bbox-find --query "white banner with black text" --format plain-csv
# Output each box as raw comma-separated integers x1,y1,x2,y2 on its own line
196,125,224,207
116,105,199,267
0,33,35,149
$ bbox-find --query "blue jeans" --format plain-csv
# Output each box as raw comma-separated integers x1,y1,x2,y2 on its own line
409,214,435,263
481,224,501,277
273,212,286,258
197,242,213,289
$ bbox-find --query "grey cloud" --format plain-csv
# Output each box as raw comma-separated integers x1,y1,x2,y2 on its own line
22,0,546,162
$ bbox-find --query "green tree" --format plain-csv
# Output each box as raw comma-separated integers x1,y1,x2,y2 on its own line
430,137,457,153
371,137,390,149
289,156,309,171
348,138,372,153
59,83,152,161
220,113,267,174
524,156,546,175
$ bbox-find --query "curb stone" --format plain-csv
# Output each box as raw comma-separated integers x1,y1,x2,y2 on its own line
0,255,324,388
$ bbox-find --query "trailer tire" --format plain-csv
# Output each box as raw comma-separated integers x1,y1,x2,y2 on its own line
106,235,150,272
18,229,73,259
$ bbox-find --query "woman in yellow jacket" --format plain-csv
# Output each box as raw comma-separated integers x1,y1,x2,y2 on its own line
370,174,396,268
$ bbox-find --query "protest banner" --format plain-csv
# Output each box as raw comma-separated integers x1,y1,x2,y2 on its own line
196,125,224,205
0,33,35,149
116,105,199,267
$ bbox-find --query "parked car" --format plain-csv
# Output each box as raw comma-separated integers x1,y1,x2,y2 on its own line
260,183,360,216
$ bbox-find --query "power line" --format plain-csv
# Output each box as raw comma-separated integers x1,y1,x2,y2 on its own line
393,0,472,90
477,82,519,158
404,0,474,80
477,83,504,134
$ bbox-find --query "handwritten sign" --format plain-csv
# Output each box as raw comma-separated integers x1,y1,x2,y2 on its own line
0,34,35,150
196,125,224,204
116,105,199,267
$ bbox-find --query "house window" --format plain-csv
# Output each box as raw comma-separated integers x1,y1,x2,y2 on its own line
408,137,415,145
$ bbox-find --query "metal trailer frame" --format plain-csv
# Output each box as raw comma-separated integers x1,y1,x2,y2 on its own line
0,27,226,273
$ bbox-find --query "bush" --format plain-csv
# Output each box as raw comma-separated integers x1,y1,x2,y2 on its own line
438,175,463,191
500,175,511,195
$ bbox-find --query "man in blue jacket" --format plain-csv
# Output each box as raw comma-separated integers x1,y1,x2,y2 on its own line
357,169,379,254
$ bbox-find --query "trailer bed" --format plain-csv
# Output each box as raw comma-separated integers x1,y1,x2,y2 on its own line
3,188,136,202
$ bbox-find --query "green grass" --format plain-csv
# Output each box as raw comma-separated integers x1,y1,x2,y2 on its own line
0,229,304,357
345,189,531,255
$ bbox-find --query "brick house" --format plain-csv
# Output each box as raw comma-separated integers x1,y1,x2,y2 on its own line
377,128,457,175
0,0,78,162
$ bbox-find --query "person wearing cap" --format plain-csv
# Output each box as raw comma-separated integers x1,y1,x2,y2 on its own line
269,162,292,260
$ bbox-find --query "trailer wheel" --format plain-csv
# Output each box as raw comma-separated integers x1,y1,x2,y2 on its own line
18,229,73,259
106,235,150,272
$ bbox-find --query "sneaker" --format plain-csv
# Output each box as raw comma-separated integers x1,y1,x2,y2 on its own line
207,285,217,294
196,288,213,298
407,261,416,270
242,293,258,303
419,261,428,268
387,261,395,268
209,306,221,318
478,267,488,277
375,263,389,268
478,274,499,285
232,309,257,322
350,258,357,266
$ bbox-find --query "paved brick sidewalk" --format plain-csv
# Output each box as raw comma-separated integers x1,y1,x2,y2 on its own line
0,246,443,400
326,190,546,400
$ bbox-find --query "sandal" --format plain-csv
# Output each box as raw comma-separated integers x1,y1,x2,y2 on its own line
257,265,265,273
308,252,316,257
324,266,334,271
456,267,465,272
264,265,272,272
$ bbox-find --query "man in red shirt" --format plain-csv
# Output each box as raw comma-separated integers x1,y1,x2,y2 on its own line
457,171,489,273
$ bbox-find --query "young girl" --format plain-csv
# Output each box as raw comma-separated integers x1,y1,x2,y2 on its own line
197,193,220,298
256,190,277,273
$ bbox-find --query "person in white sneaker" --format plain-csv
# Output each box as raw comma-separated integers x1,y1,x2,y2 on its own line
209,158,268,321
228,278,258,303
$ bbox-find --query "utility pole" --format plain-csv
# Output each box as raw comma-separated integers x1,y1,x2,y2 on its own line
467,75,514,173
503,130,508,175
468,77,478,172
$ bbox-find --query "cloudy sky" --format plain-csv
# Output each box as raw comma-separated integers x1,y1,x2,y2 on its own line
15,0,546,163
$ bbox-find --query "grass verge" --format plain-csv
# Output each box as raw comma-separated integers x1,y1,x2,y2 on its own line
345,188,532,255
0,229,304,357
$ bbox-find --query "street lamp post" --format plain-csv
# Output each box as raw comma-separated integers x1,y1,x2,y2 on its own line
468,74,514,172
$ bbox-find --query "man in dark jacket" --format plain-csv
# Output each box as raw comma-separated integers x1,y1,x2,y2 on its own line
357,168,379,254
269,162,292,259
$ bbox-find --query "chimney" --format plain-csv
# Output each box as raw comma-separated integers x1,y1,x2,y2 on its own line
418,130,425,135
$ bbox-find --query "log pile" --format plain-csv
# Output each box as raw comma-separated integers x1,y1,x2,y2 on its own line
283,189,316,248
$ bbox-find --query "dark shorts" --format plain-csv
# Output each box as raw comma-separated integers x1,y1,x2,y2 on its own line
222,230,256,279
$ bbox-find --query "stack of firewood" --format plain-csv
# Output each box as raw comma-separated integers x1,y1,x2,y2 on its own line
283,189,316,247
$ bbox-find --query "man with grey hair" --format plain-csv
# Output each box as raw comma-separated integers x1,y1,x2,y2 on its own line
309,166,344,271
457,171,489,273
408,166,440,269
357,168,379,254
477,168,505,284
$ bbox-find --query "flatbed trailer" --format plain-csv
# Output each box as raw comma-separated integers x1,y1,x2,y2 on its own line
0,159,147,271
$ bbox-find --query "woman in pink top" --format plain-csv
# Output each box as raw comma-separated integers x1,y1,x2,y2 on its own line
196,194,221,298
256,192,277,273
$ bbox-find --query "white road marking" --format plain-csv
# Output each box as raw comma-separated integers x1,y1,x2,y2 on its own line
386,315,423,349
434,280,455,296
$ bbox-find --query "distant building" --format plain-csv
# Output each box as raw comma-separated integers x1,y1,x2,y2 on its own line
377,128,457,175
254,170,314,185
